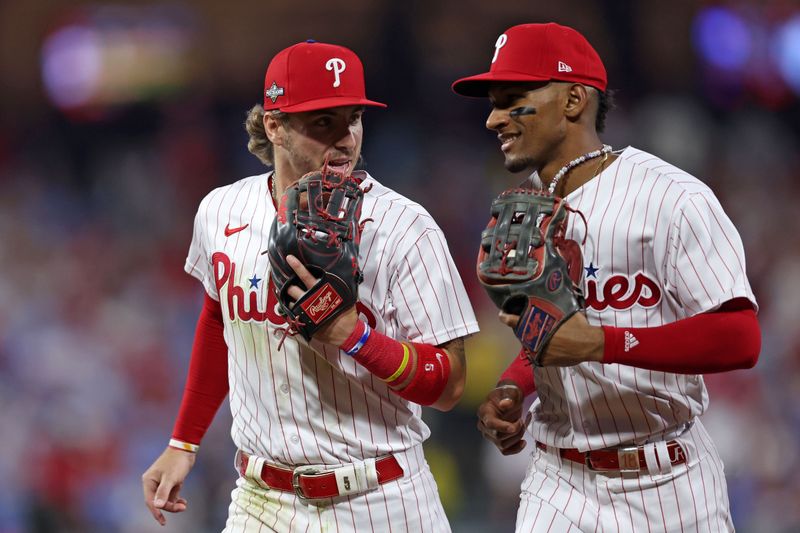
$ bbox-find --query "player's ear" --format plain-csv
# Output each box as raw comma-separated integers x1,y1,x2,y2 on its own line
264,112,287,147
563,84,590,121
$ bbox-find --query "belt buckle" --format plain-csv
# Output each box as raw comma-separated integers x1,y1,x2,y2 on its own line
291,466,321,501
617,446,640,474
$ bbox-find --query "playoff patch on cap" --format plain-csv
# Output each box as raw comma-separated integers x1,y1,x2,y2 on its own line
263,40,387,112
452,23,607,96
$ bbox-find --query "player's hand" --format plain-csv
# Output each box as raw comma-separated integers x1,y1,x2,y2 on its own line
498,311,604,366
285,255,358,346
477,383,531,455
142,447,196,526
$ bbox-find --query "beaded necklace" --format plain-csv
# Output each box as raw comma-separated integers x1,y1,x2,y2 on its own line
547,144,613,195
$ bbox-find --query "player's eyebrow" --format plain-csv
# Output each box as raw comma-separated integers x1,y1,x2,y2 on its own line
490,92,527,109
308,108,362,119
308,110,337,118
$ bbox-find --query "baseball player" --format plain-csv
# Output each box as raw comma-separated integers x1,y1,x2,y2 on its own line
141,40,479,532
452,23,761,532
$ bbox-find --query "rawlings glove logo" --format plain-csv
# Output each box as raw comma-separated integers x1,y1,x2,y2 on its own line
301,283,343,324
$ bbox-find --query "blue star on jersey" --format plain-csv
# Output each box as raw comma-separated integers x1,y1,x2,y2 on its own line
584,262,600,278
249,275,261,289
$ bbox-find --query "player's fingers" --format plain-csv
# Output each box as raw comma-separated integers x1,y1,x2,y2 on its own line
154,483,185,513
497,397,522,413
151,478,180,523
498,311,520,328
497,398,515,412
145,502,165,526
143,477,167,525
159,500,188,513
479,401,520,427
497,415,530,454
287,284,306,301
478,414,520,438
477,421,503,444
286,255,318,289
500,438,528,456
166,484,187,510
481,416,526,454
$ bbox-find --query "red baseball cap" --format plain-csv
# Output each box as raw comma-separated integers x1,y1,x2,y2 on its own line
452,23,607,96
263,40,387,112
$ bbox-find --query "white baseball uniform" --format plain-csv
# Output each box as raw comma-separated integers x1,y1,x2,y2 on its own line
516,147,756,532
185,170,479,532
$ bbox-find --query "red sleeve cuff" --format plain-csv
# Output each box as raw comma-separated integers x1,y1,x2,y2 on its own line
499,349,536,396
600,308,759,374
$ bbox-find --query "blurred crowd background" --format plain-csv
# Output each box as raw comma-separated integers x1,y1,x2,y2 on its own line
1,0,799,531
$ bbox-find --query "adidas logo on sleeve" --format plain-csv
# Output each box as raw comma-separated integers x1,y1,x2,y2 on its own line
624,331,639,352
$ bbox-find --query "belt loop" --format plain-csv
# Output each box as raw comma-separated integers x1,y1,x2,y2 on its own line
234,449,243,476
655,441,672,475
333,457,379,497
245,455,270,490
643,443,660,476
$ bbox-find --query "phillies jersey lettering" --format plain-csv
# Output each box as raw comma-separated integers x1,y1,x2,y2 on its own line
185,170,479,470
528,147,757,451
212,250,377,327
585,270,662,311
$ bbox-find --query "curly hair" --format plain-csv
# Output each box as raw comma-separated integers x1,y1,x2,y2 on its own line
244,105,287,166
595,89,616,133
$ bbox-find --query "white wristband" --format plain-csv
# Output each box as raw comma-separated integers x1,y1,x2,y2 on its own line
169,438,199,453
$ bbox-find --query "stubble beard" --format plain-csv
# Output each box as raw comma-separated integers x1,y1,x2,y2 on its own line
283,136,317,179
504,154,536,174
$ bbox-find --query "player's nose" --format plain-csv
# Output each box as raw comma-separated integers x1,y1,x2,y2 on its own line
486,107,509,131
334,127,358,151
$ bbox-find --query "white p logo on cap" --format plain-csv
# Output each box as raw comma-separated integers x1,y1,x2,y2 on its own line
492,34,508,63
326,58,346,87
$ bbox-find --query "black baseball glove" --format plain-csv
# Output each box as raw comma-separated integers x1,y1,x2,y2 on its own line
477,188,585,366
267,168,367,342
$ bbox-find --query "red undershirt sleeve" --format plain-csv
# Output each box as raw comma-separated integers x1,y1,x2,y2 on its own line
340,321,451,406
171,293,229,446
602,306,760,374
499,349,537,396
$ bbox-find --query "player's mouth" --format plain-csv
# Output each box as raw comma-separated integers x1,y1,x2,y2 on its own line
325,158,353,175
498,133,520,153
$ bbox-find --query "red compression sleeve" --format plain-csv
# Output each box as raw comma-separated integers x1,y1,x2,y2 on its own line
171,294,229,446
499,349,536,396
602,308,760,374
341,321,451,406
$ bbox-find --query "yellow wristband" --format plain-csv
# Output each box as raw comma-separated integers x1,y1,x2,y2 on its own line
383,343,410,383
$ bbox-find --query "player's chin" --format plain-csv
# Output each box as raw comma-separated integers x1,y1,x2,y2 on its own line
504,155,535,173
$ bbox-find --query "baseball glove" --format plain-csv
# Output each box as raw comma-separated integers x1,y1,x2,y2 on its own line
267,167,367,342
477,188,585,366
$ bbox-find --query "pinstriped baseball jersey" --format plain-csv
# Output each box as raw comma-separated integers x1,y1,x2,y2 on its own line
185,170,479,469
528,146,757,452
